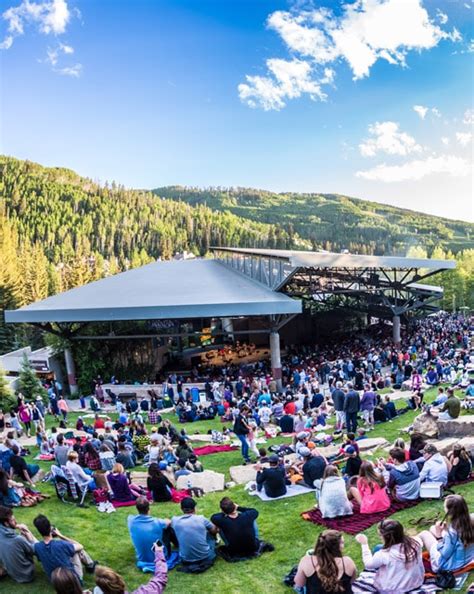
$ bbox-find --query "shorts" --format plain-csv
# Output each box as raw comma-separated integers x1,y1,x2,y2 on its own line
362,410,374,423
336,411,346,425
429,543,442,572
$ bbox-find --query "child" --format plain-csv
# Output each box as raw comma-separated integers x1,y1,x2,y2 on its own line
247,421,260,458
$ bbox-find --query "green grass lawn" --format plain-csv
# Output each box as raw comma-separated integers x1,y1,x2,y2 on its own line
4,388,474,594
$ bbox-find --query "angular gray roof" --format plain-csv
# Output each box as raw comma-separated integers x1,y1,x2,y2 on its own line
6,259,301,323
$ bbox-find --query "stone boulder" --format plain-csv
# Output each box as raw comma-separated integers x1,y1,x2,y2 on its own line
459,437,474,456
357,437,389,452
438,415,474,439
176,470,225,493
412,411,439,438
426,438,459,456
229,464,261,485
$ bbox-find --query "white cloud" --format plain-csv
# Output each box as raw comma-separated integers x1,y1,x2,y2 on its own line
356,155,471,182
441,137,450,146
55,62,81,77
436,9,448,24
45,40,73,65
431,107,441,117
1,0,70,49
413,105,428,119
240,0,462,109
456,131,472,147
238,58,326,111
359,121,422,157
464,109,474,125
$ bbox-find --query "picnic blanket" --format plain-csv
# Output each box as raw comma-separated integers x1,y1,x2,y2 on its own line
301,499,419,534
193,445,237,456
249,483,315,501
352,569,468,593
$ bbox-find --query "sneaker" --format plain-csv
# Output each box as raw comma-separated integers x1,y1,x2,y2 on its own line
106,502,116,513
97,502,106,513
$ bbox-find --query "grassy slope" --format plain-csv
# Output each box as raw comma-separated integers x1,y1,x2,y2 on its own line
4,388,474,594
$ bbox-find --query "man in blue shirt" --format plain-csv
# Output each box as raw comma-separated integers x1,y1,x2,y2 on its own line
171,498,217,570
33,515,96,582
127,497,171,572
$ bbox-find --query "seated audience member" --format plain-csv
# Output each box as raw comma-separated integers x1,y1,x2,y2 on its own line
437,390,461,420
127,497,171,572
349,461,390,514
383,396,396,421
211,497,269,559
418,494,474,573
279,412,295,433
432,387,448,407
447,445,472,482
83,442,102,471
356,520,424,594
33,514,96,581
99,444,116,471
426,367,439,386
107,464,142,502
116,443,135,470
10,445,40,486
175,459,191,479
66,451,96,491
171,497,217,570
382,448,420,501
343,446,362,478
314,465,353,519
419,444,449,486
53,434,70,467
294,529,357,593
175,438,193,462
186,454,203,473
408,433,426,462
93,542,167,594
299,447,327,488
147,463,173,503
256,455,289,498
0,506,36,583
408,389,424,410
50,567,84,594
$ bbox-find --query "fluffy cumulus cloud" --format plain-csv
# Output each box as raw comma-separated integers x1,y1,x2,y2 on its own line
359,121,422,157
356,155,471,182
239,0,461,109
238,58,326,111
413,104,441,119
0,0,70,49
464,109,474,125
456,131,473,147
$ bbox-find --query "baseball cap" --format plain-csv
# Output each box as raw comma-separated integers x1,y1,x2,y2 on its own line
345,446,356,455
299,447,311,457
268,454,279,464
296,431,308,440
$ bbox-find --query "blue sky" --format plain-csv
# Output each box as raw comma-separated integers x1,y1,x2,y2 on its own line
1,0,473,221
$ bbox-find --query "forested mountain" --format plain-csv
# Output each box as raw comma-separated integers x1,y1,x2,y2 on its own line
0,155,473,358
154,186,473,256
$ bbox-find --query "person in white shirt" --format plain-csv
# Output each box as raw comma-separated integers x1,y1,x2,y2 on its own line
66,451,96,491
419,444,450,486
356,519,424,594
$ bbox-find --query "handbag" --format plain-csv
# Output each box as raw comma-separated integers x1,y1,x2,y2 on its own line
435,569,456,589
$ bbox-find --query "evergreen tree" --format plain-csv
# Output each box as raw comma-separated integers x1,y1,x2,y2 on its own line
0,365,15,411
18,353,45,401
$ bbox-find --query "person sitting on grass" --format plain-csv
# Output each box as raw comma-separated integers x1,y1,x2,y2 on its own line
447,444,472,482
9,445,40,487
255,454,289,499
107,463,143,503
314,465,353,519
50,567,84,594
355,520,424,594
343,446,362,478
294,529,357,593
297,447,327,488
381,447,420,501
417,494,474,573
0,505,37,583
127,496,172,573
171,497,217,572
348,460,390,514
33,514,97,582
419,444,449,486
92,541,168,594
147,463,173,503
210,497,274,561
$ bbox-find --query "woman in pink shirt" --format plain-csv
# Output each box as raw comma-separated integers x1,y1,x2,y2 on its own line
349,461,391,514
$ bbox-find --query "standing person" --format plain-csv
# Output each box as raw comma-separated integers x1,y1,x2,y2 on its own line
355,520,424,594
417,494,474,573
171,498,217,571
33,514,97,581
360,385,376,430
0,506,37,583
294,530,357,593
127,497,171,572
332,382,346,431
233,405,251,464
57,397,69,423
18,403,32,438
343,384,360,434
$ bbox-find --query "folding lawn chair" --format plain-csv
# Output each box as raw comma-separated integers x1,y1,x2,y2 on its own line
61,465,89,507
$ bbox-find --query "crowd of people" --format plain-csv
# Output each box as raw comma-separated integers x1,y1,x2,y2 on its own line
0,312,472,593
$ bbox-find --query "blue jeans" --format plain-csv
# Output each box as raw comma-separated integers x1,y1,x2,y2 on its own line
237,434,250,461
346,412,358,433
27,463,40,478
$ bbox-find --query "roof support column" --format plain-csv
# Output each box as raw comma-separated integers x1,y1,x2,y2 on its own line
222,318,234,341
64,347,78,396
392,315,401,345
270,330,282,393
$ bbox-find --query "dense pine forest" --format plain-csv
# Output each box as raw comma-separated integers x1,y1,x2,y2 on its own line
0,155,473,358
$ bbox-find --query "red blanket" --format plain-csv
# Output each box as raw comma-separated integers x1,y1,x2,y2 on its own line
301,499,420,534
193,445,237,456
